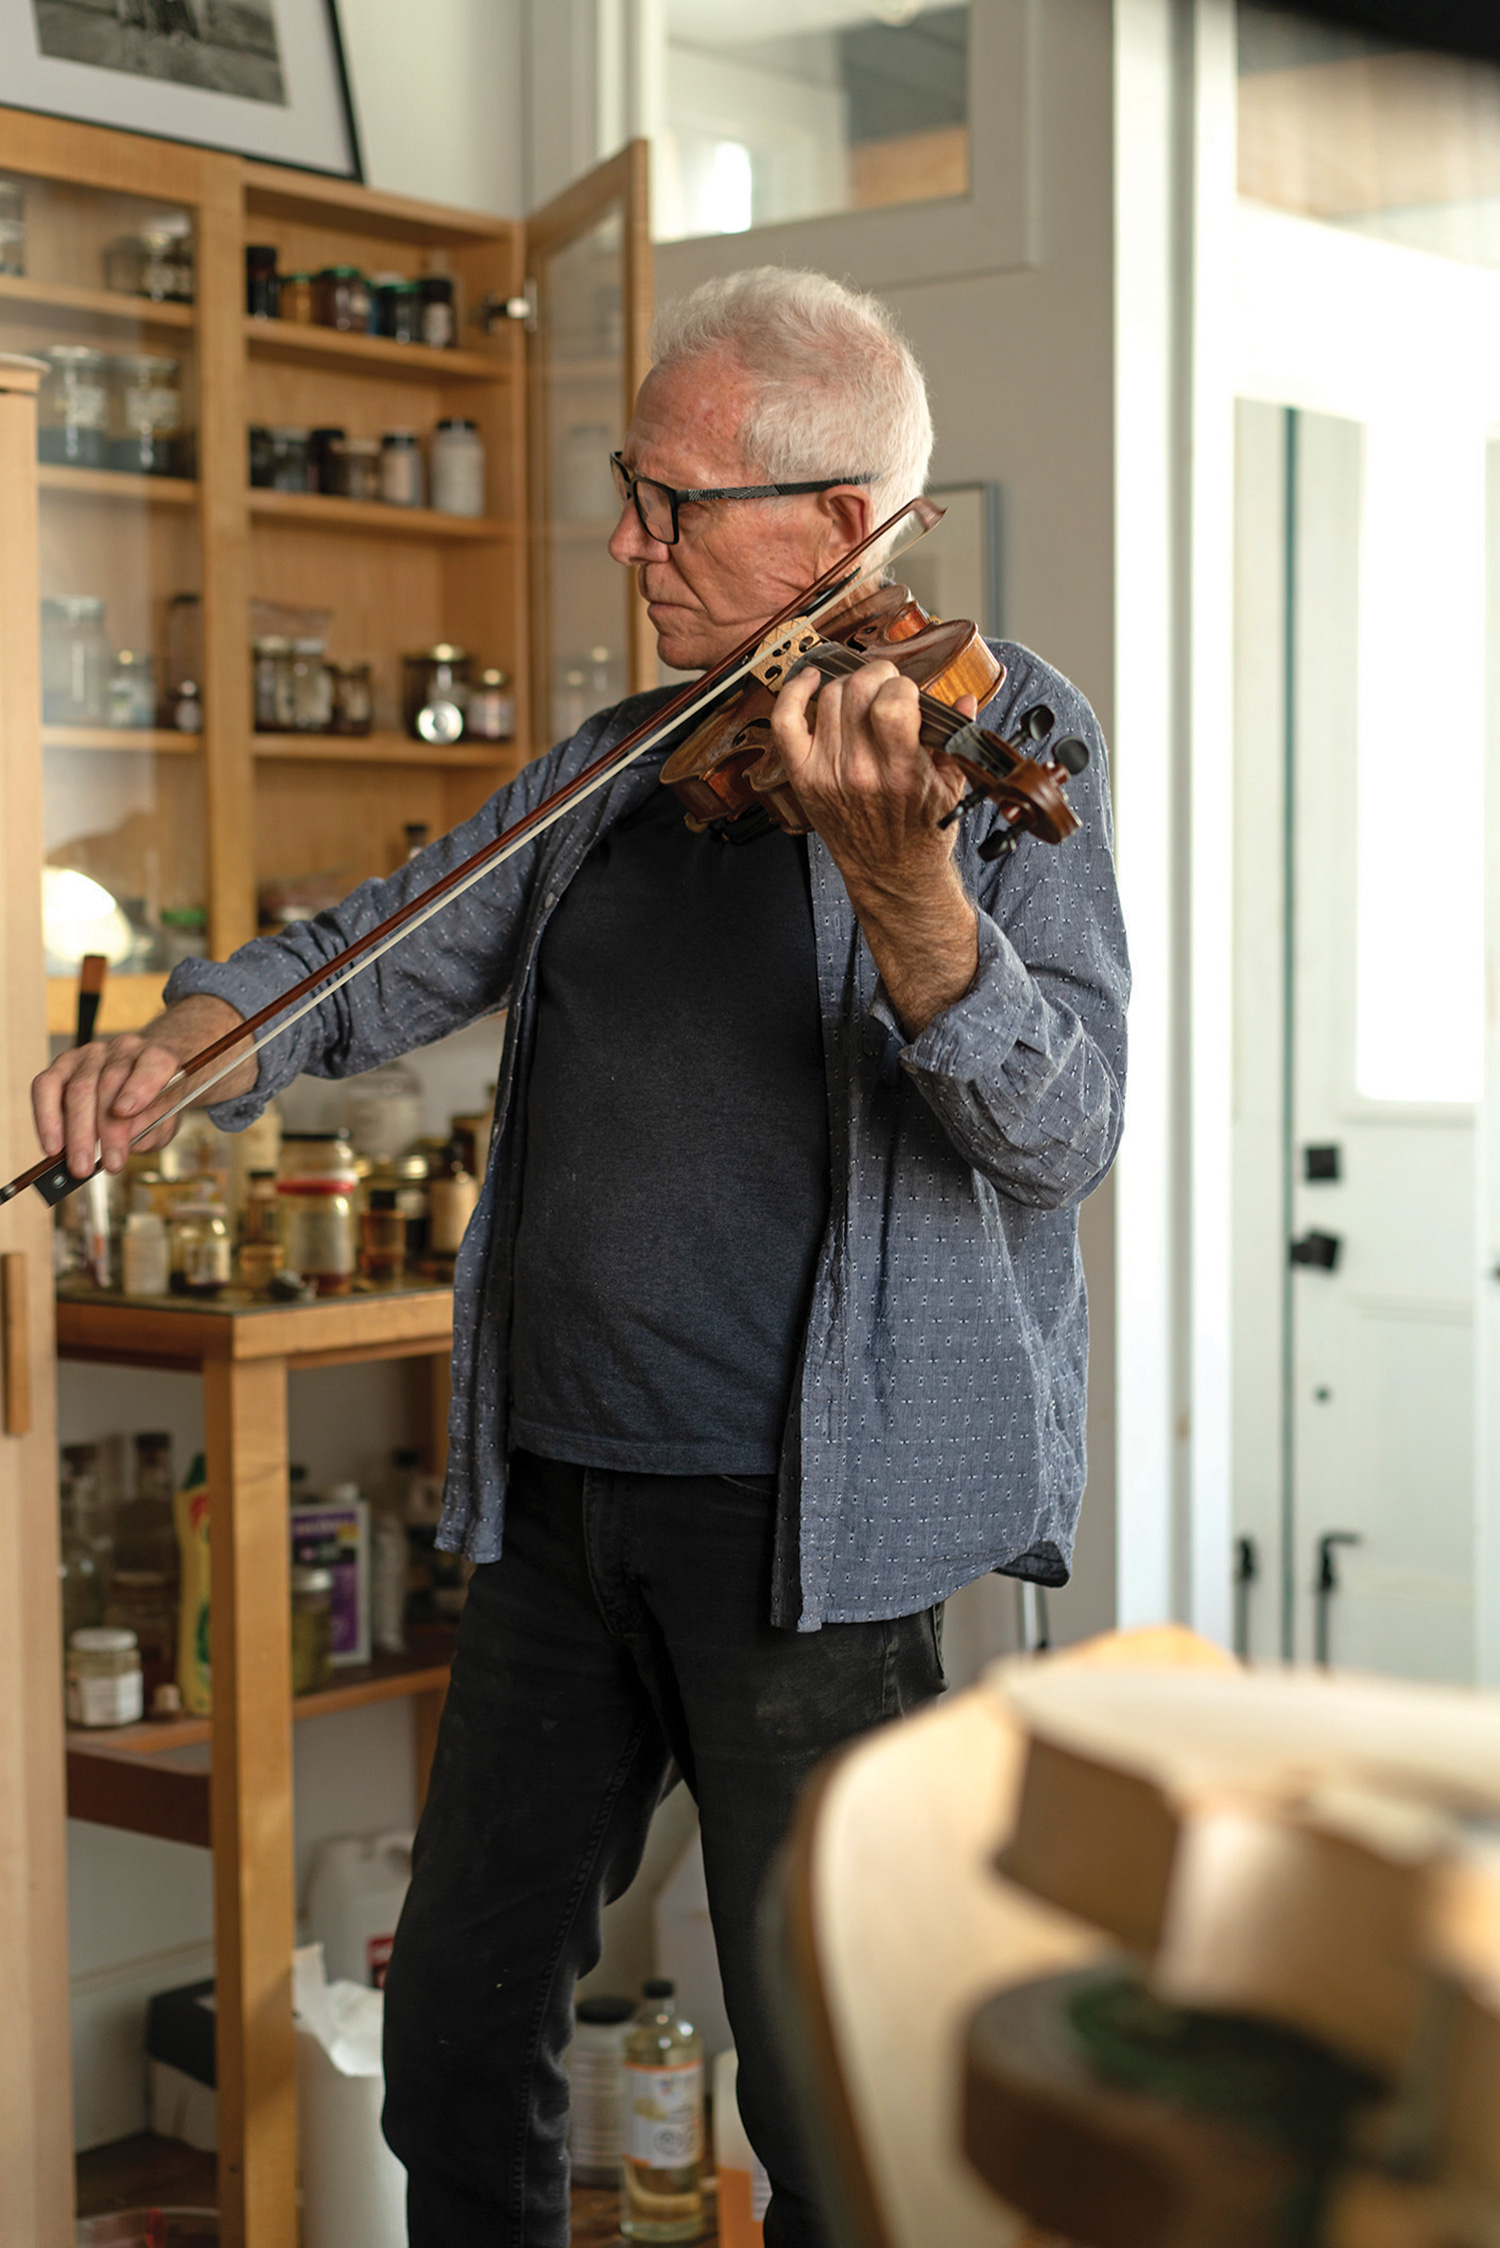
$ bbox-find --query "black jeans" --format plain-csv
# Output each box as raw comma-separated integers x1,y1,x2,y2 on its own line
382,1450,945,2247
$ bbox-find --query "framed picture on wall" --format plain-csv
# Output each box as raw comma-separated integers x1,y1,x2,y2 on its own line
0,0,362,178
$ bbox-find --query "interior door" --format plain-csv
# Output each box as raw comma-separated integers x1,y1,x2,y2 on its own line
524,141,654,748
1233,396,1487,1681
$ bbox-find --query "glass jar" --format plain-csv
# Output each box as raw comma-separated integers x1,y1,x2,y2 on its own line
105,1572,176,1706
379,429,423,507
329,662,373,736
420,272,456,350
391,1149,431,1264
345,1060,423,1163
269,426,310,492
278,1133,360,1293
253,635,295,731
423,1139,478,1278
430,417,485,517
291,1565,334,1695
402,645,471,743
279,271,316,324
66,1627,144,1729
307,425,345,494
290,639,333,732
375,278,422,342
59,1504,106,1647
169,1201,230,1295
245,243,279,318
620,1981,705,2242
109,353,184,477
109,649,157,730
360,1188,407,1283
104,214,193,303
331,436,380,503
38,346,110,468
122,1209,170,1295
315,265,371,333
465,668,514,742
0,178,25,277
42,597,110,725
238,1169,284,1292
170,680,202,733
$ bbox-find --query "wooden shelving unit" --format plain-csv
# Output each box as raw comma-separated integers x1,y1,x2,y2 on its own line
1,102,652,2246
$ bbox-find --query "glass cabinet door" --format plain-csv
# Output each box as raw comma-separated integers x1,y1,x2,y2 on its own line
0,152,207,1038
525,143,654,747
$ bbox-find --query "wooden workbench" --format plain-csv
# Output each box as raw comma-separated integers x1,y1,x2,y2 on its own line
56,1283,457,2247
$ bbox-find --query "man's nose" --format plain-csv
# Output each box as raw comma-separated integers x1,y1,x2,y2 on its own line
608,501,666,566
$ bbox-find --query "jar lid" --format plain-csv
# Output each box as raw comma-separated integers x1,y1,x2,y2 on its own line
381,428,418,444
42,343,107,365
394,1152,430,1179
284,1130,349,1142
576,1996,636,2025
408,644,469,662
253,634,291,653
114,354,180,375
377,277,420,295
291,1565,334,1594
139,212,192,241
434,416,479,432
291,637,326,654
319,264,366,279
43,596,106,619
70,1627,138,1653
309,425,346,440
271,425,310,441
477,668,509,687
328,1480,360,1502
282,270,315,283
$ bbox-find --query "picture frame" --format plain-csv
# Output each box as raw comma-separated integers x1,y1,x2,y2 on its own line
0,0,362,179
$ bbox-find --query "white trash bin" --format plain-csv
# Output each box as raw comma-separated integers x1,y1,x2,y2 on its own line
293,1943,407,2248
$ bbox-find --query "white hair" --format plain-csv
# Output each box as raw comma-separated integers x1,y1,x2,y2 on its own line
647,267,933,534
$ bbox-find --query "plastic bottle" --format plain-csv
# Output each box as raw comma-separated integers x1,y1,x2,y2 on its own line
567,1995,636,2187
620,1978,704,2242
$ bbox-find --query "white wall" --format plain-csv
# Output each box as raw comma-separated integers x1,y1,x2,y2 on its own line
338,0,525,214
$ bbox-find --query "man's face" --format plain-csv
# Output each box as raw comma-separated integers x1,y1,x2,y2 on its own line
607,350,874,672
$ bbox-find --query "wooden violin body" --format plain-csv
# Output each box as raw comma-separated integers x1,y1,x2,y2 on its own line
658,583,1085,853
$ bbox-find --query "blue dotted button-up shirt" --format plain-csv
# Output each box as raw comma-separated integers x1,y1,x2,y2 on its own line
168,641,1129,1629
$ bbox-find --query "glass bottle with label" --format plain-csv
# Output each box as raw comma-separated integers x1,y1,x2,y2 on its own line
620,1979,704,2242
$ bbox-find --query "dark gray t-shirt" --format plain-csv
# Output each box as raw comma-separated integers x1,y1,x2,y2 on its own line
508,776,832,1474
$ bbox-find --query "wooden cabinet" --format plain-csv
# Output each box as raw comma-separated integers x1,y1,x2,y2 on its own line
0,106,650,1030
0,107,651,2248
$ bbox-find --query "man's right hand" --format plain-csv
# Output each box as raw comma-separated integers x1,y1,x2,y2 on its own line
31,993,253,1182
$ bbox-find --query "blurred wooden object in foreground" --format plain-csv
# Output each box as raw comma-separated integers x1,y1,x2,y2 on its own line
777,1629,1500,2248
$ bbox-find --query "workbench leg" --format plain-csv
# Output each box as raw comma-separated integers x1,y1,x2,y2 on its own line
206,1355,297,2248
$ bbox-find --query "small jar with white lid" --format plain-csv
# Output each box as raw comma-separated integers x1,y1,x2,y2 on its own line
66,1627,144,1728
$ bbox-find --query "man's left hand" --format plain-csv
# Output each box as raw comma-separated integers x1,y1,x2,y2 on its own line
770,659,982,1038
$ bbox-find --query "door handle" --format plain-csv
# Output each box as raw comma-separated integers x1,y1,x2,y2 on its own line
1,1251,30,1435
1313,1530,1361,1667
1290,1230,1342,1270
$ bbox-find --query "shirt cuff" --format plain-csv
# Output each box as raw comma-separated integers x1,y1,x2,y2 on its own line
868,908,1033,1080
163,952,304,1132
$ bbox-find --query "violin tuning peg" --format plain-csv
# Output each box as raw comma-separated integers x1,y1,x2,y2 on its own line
977,828,1020,865
1053,735,1089,776
1022,704,1055,743
938,786,989,832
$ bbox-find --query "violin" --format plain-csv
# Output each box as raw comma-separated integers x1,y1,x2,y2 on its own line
660,580,1087,858
3,497,1088,1211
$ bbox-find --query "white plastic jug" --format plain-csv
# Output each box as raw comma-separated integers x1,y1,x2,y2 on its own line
302,1830,414,1989
294,1945,405,2248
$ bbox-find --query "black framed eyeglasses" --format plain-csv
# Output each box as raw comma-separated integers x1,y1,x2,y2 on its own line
610,452,874,547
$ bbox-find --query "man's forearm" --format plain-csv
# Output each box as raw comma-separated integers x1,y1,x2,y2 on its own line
842,860,979,1039
147,993,258,1104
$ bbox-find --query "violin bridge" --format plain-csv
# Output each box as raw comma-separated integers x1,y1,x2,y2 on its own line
750,618,821,689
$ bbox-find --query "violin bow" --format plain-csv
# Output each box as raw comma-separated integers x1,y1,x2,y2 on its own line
6,496,944,1210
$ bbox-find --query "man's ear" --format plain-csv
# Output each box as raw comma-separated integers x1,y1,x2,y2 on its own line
818,483,876,558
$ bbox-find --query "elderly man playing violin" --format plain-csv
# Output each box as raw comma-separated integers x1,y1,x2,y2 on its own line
32,268,1128,2247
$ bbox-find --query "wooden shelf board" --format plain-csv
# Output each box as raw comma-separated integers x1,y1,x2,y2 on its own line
66,1637,456,1848
253,729,510,768
0,272,195,329
44,725,199,754
38,463,196,504
241,165,515,244
46,973,165,1036
244,316,509,383
248,487,507,540
56,1279,454,1365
